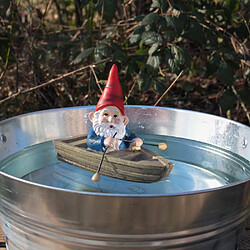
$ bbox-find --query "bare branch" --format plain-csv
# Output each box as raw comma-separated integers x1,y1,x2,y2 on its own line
154,70,183,106
124,77,137,105
0,59,110,105
90,65,103,93
231,85,250,124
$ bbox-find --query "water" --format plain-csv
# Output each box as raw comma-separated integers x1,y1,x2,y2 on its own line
0,134,249,195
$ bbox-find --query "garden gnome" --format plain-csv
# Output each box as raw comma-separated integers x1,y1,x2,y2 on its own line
87,64,143,152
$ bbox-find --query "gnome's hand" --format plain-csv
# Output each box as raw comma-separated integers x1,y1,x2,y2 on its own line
104,137,117,149
130,138,143,151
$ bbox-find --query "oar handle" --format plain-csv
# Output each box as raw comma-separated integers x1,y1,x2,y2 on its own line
96,132,117,174
119,139,167,150
96,147,108,174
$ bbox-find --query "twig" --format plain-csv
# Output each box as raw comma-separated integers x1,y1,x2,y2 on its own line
231,85,250,124
154,70,183,106
190,15,248,59
0,4,13,82
64,86,75,105
90,65,103,93
46,19,136,35
53,0,64,25
99,0,104,39
43,0,53,19
124,0,133,8
241,14,250,35
167,0,172,9
240,59,250,67
0,59,110,105
0,46,11,82
124,78,137,105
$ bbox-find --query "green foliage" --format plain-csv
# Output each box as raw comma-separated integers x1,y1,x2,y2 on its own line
0,0,249,124
96,0,117,23
219,88,237,112
218,61,234,86
71,47,95,65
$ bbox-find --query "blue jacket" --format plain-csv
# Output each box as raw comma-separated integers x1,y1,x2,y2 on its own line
87,127,137,152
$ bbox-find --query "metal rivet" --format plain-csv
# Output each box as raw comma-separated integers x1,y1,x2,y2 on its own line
0,133,7,143
242,138,247,148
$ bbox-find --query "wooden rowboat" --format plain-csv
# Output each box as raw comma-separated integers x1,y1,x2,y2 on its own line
53,135,174,183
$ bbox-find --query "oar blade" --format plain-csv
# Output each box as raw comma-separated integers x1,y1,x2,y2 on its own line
91,172,101,182
158,143,167,150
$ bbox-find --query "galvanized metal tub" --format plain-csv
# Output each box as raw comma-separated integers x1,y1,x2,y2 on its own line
0,106,249,250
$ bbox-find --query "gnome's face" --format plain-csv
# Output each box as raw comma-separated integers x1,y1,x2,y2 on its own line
89,106,129,140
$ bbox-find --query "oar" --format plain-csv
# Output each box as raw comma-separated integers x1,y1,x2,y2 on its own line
119,139,167,150
91,132,117,182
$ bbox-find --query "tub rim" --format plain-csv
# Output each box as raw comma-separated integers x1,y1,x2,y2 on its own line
0,105,249,197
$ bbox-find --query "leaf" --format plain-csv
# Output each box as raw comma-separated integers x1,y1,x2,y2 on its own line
71,47,94,64
219,89,237,112
148,42,159,55
129,26,145,44
136,60,145,70
129,34,141,44
183,50,191,67
135,48,148,55
105,0,117,22
146,55,160,68
138,73,152,92
184,19,205,44
175,46,185,65
158,16,167,32
112,49,128,61
234,22,248,40
244,67,250,81
141,31,162,46
150,0,168,11
177,13,188,30
205,53,221,77
134,15,145,22
218,61,234,85
97,0,116,23
0,39,9,62
162,30,175,42
165,16,177,29
191,11,206,26
239,89,250,108
85,20,96,32
94,43,109,61
125,62,139,79
141,13,158,26
166,45,190,72
154,78,166,94
182,81,195,92
80,0,91,6
167,58,176,72
150,0,161,9
165,50,176,72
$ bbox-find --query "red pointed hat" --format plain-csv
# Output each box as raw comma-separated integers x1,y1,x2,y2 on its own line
95,64,125,115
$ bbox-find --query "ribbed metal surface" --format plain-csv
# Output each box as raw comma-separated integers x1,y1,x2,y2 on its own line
238,223,250,250
0,106,249,249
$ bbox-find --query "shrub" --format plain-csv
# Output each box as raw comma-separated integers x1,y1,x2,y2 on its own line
0,0,249,124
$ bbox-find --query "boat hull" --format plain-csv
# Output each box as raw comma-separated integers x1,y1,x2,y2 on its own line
54,135,174,183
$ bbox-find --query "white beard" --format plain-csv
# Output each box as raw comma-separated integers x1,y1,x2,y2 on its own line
92,111,126,150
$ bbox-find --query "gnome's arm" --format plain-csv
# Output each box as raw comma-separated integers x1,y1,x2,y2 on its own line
87,127,106,151
119,128,138,149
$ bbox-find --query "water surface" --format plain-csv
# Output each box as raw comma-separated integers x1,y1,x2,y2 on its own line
0,134,249,194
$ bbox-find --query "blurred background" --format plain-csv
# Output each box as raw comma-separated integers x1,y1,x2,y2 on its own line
0,0,249,125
